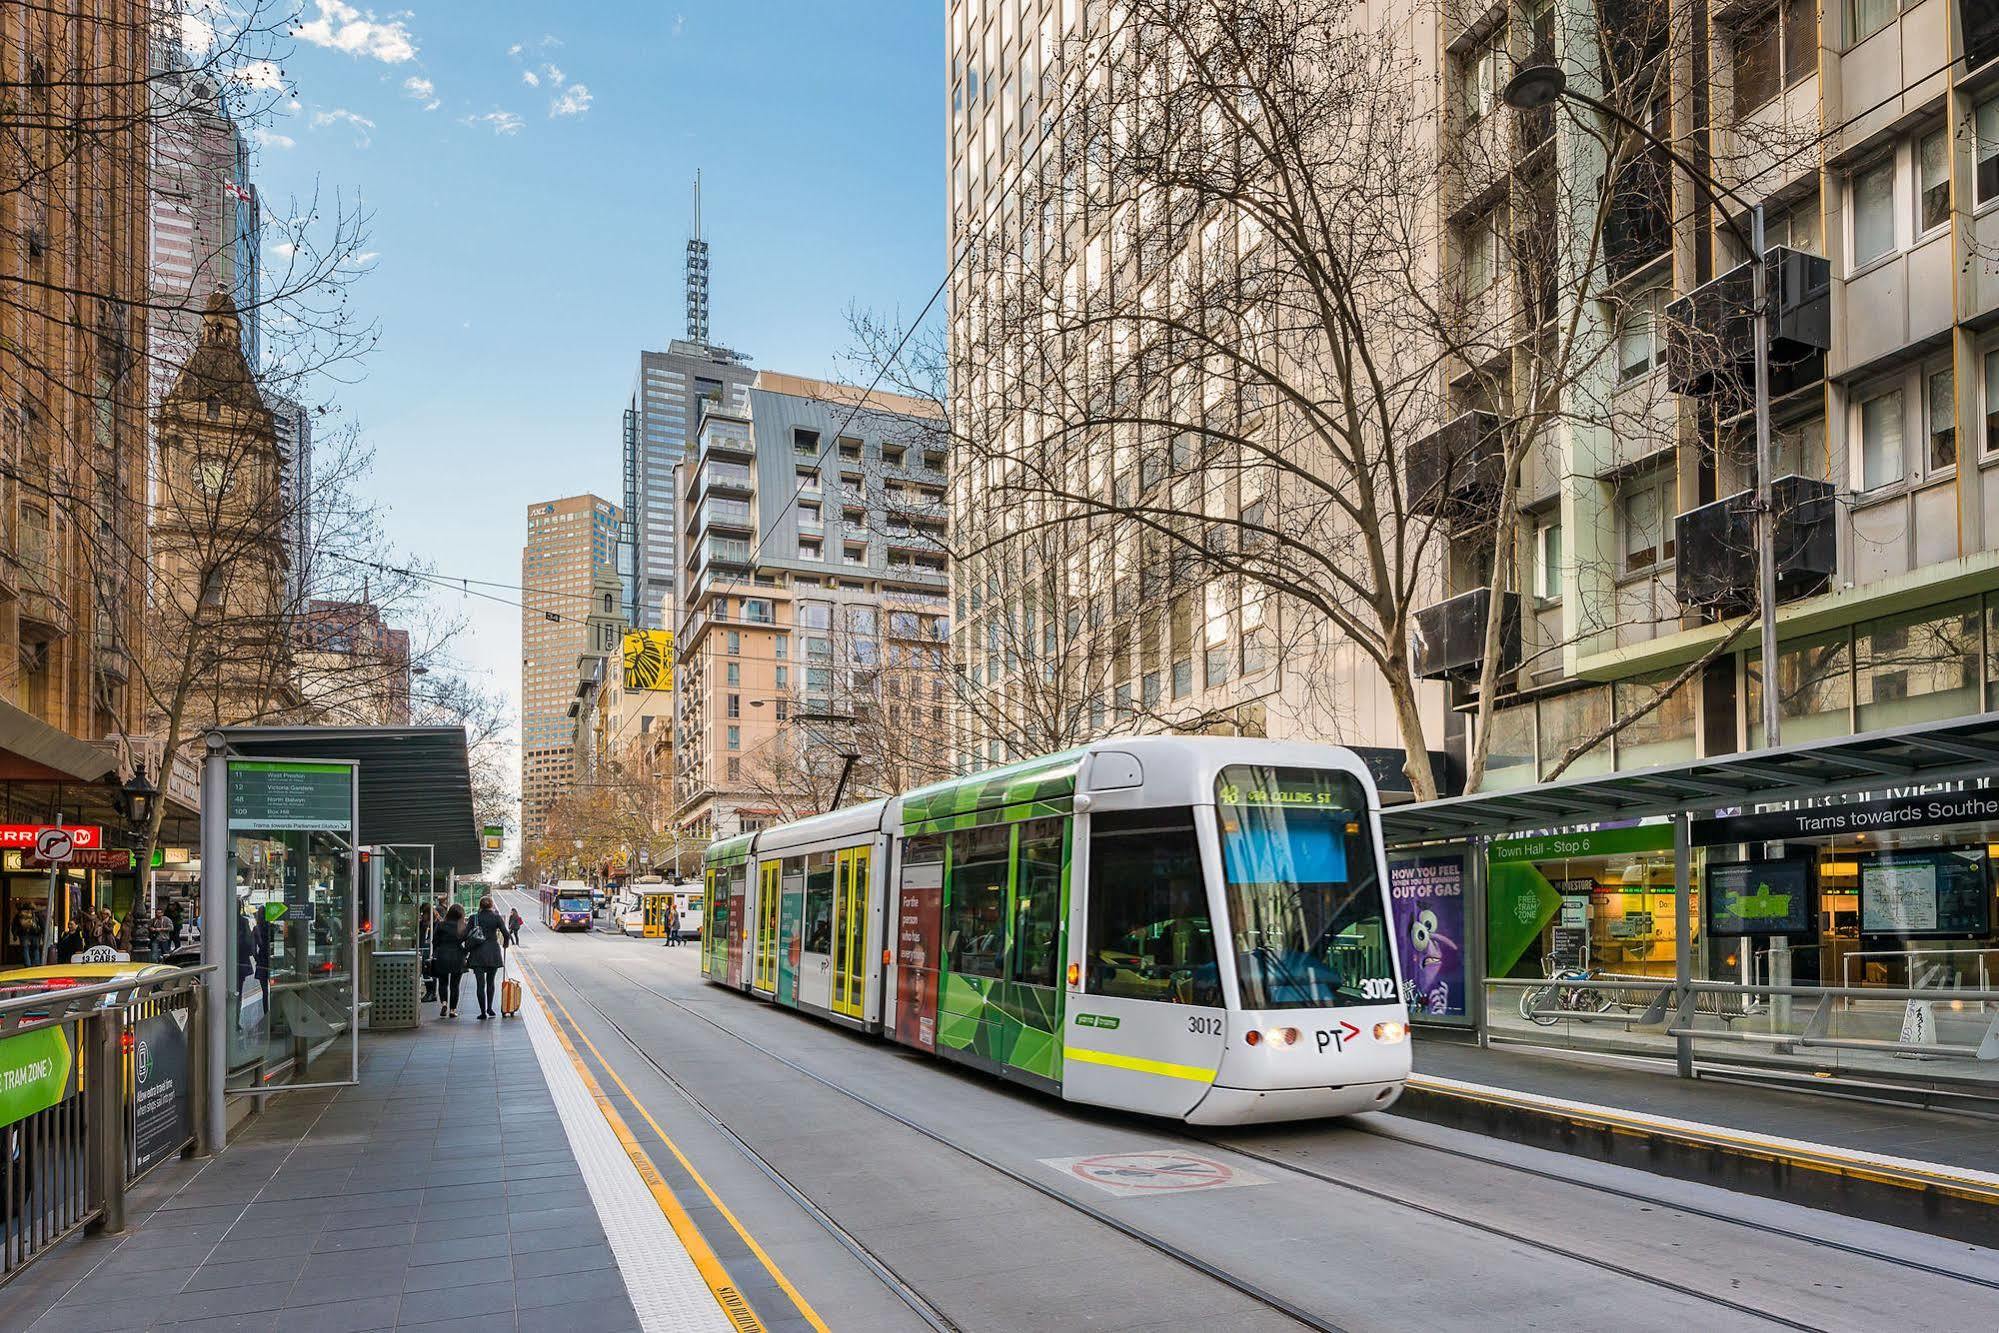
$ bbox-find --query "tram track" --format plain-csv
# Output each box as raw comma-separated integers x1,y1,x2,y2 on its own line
569,960,1350,1333
602,956,1999,1332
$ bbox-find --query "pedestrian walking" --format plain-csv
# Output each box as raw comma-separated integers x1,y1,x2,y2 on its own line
418,904,437,1003
150,906,175,961
506,906,524,941
664,900,678,947
55,918,84,965
467,896,513,1020
432,904,471,1018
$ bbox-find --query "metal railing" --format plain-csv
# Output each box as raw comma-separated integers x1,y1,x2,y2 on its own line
1494,973,1999,1065
0,966,212,1288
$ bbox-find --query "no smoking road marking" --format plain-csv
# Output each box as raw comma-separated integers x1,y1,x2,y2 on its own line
1041,1149,1268,1199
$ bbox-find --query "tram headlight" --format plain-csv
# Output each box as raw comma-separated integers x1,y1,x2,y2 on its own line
1373,1021,1408,1044
1265,1027,1300,1048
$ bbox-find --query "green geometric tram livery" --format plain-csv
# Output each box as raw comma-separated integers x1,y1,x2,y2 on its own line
702,736,1414,1124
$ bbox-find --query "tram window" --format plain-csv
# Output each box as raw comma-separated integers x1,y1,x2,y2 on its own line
1011,817,1066,988
1085,808,1222,1006
804,852,834,953
1216,765,1395,1010
947,823,1009,978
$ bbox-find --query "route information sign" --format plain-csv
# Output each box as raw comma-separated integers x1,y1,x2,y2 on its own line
226,761,353,832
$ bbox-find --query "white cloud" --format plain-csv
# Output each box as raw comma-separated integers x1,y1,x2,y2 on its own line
521,70,539,88
549,84,592,118
294,1,418,63
465,109,524,136
310,106,376,146
403,76,439,111
271,241,298,259
672,14,686,37
251,127,296,150
506,42,523,56
342,251,381,270
543,64,565,87
233,59,286,91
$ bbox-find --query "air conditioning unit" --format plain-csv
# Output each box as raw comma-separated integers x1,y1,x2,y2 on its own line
1405,411,1503,522
1674,475,1836,614
1664,247,1831,398
1411,587,1521,681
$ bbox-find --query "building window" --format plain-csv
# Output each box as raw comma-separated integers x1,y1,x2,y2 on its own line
1462,208,1500,293
1983,346,1999,456
1459,25,1503,126
1618,473,1675,574
727,725,740,750
1732,0,1815,118
775,665,788,688
1925,363,1957,473
1850,155,1897,267
1535,517,1563,599
1918,126,1950,234
727,631,740,655
1856,382,1905,490
726,661,740,686
1617,286,1664,382
1976,98,1999,210
1846,0,1894,46
727,757,741,781
775,699,788,721
727,693,740,718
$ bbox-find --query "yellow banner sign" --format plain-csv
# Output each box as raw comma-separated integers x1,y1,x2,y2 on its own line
623,630,673,692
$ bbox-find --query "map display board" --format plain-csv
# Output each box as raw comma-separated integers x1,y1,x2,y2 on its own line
1859,850,1991,938
1706,859,1817,938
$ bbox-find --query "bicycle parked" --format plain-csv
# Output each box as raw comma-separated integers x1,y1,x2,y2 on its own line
1518,962,1617,1026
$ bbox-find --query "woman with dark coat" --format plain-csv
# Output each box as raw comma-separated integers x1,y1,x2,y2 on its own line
432,904,471,1018
467,896,513,1020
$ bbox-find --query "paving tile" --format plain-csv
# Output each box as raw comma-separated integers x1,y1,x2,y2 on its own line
165,1282,293,1322
30,1296,168,1333
402,1256,511,1292
160,1314,280,1333
503,1243,617,1282
182,1254,309,1292
385,1315,516,1333
309,1223,415,1255
394,1281,515,1325
268,1295,399,1333
407,1234,503,1268
513,1302,637,1333
413,1212,511,1243
509,1270,623,1311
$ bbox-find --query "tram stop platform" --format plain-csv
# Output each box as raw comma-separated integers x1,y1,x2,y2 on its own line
0,972,666,1333
1400,1038,1999,1243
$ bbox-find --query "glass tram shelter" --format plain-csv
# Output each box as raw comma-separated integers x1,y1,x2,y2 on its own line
1383,711,1999,1103
200,726,480,1141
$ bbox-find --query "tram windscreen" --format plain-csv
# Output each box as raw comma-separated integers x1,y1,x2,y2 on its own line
1215,765,1397,1010
556,896,591,915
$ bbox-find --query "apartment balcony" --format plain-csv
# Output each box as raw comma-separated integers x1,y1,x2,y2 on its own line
688,461,753,507
1665,247,1831,401
697,497,753,535
1405,411,1502,523
1411,587,1520,682
696,536,753,571
1674,476,1835,616
699,424,754,464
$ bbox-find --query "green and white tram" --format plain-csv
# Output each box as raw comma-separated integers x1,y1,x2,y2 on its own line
701,736,1411,1123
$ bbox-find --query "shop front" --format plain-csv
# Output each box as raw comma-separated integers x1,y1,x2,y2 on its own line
1383,713,1999,1099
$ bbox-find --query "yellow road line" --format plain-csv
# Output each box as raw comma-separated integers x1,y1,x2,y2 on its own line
517,957,764,1333
522,957,832,1333
1062,1045,1217,1084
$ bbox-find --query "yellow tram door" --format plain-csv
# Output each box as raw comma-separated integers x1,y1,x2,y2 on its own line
642,894,666,938
831,846,869,1018
754,862,780,992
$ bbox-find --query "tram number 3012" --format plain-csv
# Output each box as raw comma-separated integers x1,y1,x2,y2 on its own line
1188,1014,1224,1036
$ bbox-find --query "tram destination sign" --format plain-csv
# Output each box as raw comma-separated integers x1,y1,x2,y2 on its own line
1692,787,1999,847
226,760,354,832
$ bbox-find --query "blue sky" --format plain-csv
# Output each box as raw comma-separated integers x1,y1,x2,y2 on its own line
243,1,944,764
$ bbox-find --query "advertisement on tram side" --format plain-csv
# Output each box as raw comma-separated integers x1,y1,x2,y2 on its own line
1387,851,1468,1021
894,843,944,1052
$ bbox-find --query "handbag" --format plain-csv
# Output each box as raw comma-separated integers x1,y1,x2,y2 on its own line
465,921,486,947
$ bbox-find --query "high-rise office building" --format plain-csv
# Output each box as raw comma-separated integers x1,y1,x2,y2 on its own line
521,494,621,842
270,396,314,603
618,176,756,633
149,65,260,402
620,342,755,632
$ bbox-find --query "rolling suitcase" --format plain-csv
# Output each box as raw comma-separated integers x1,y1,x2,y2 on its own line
500,966,522,1018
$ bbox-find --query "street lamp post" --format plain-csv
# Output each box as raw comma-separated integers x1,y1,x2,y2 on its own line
1504,63,1781,748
